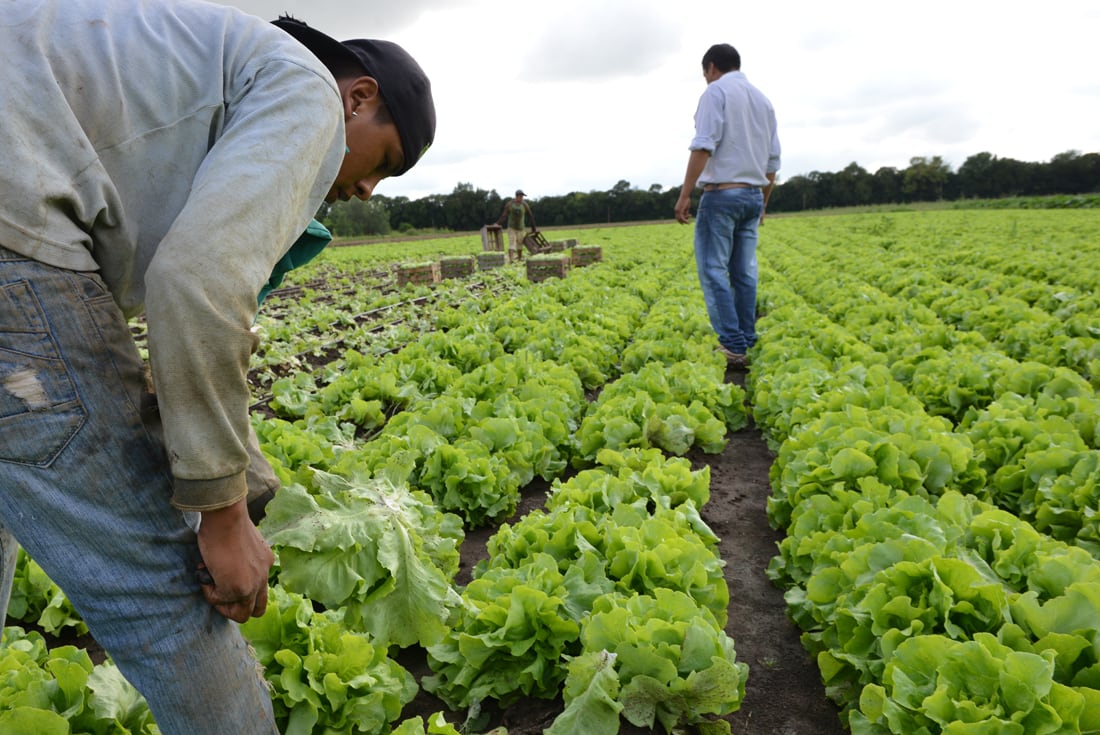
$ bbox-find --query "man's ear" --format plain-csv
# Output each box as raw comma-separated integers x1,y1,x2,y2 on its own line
345,75,382,117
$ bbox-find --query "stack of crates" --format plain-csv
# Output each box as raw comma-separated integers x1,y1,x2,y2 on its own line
571,246,603,267
526,254,571,283
395,261,440,287
440,255,476,280
477,252,507,271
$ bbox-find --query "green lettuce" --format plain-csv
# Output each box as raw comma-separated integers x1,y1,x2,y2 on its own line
544,651,623,735
6,550,87,636
0,627,157,735
260,470,464,648
424,553,607,708
572,590,748,733
240,586,417,735
850,633,1087,734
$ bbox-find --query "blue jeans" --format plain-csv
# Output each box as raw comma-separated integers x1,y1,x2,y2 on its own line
693,187,763,354
0,247,276,734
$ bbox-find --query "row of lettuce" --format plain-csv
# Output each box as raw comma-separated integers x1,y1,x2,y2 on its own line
248,261,529,392
749,210,1100,733
3,227,751,735
250,241,750,734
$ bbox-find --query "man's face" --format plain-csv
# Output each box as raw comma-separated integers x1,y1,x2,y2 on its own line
703,62,722,84
326,78,406,203
325,113,403,203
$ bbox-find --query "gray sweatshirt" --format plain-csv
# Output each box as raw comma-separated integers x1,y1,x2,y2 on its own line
0,0,345,510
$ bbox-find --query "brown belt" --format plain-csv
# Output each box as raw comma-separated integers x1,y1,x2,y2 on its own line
702,182,758,192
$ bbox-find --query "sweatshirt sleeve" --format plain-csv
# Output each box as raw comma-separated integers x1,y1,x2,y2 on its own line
144,58,344,511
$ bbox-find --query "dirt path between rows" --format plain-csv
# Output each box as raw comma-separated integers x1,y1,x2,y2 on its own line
698,369,846,735
401,368,848,734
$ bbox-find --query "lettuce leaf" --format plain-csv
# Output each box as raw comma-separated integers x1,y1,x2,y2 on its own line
260,471,464,648
545,651,623,735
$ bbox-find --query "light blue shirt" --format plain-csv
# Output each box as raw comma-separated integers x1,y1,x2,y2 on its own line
689,71,781,187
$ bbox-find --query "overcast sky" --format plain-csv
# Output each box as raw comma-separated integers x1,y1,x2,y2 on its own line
216,0,1100,201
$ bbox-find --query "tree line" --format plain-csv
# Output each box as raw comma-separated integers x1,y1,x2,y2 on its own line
319,150,1100,237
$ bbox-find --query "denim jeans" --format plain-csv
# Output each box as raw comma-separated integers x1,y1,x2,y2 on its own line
693,187,764,354
0,246,276,734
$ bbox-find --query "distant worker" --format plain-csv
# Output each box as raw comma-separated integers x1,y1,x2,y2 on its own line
496,189,536,261
674,43,780,369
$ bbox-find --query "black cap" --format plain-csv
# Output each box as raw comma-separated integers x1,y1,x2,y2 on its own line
515,189,526,196
272,16,435,176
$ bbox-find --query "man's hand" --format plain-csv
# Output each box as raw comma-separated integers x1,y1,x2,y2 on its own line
674,192,693,224
676,150,709,224
197,499,273,622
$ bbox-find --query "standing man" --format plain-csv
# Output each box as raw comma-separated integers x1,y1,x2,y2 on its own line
0,2,434,733
675,43,780,369
496,189,537,262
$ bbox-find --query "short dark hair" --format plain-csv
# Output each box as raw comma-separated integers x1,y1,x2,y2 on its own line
702,44,740,73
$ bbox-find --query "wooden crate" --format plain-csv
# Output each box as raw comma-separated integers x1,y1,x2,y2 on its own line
439,255,476,279
522,230,552,254
477,252,507,271
571,245,603,267
526,254,571,283
480,224,504,252
547,240,567,252
396,261,440,287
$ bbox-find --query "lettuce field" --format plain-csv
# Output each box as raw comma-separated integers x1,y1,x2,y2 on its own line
4,206,1100,734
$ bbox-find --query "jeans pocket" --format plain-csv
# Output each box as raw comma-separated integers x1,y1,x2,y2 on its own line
0,280,86,466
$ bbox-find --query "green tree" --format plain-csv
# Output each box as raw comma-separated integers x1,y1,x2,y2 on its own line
321,198,392,237
957,152,999,198
1046,150,1100,195
871,167,904,204
988,157,1036,197
770,174,817,212
835,162,874,207
902,156,951,201
442,182,498,232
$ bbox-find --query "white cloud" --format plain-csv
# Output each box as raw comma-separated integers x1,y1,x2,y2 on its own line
212,0,1100,200
519,0,680,82
221,0,470,35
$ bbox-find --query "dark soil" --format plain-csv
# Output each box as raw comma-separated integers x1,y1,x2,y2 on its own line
399,367,848,734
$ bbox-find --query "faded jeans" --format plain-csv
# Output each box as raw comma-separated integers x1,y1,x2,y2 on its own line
693,187,764,354
0,246,277,734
